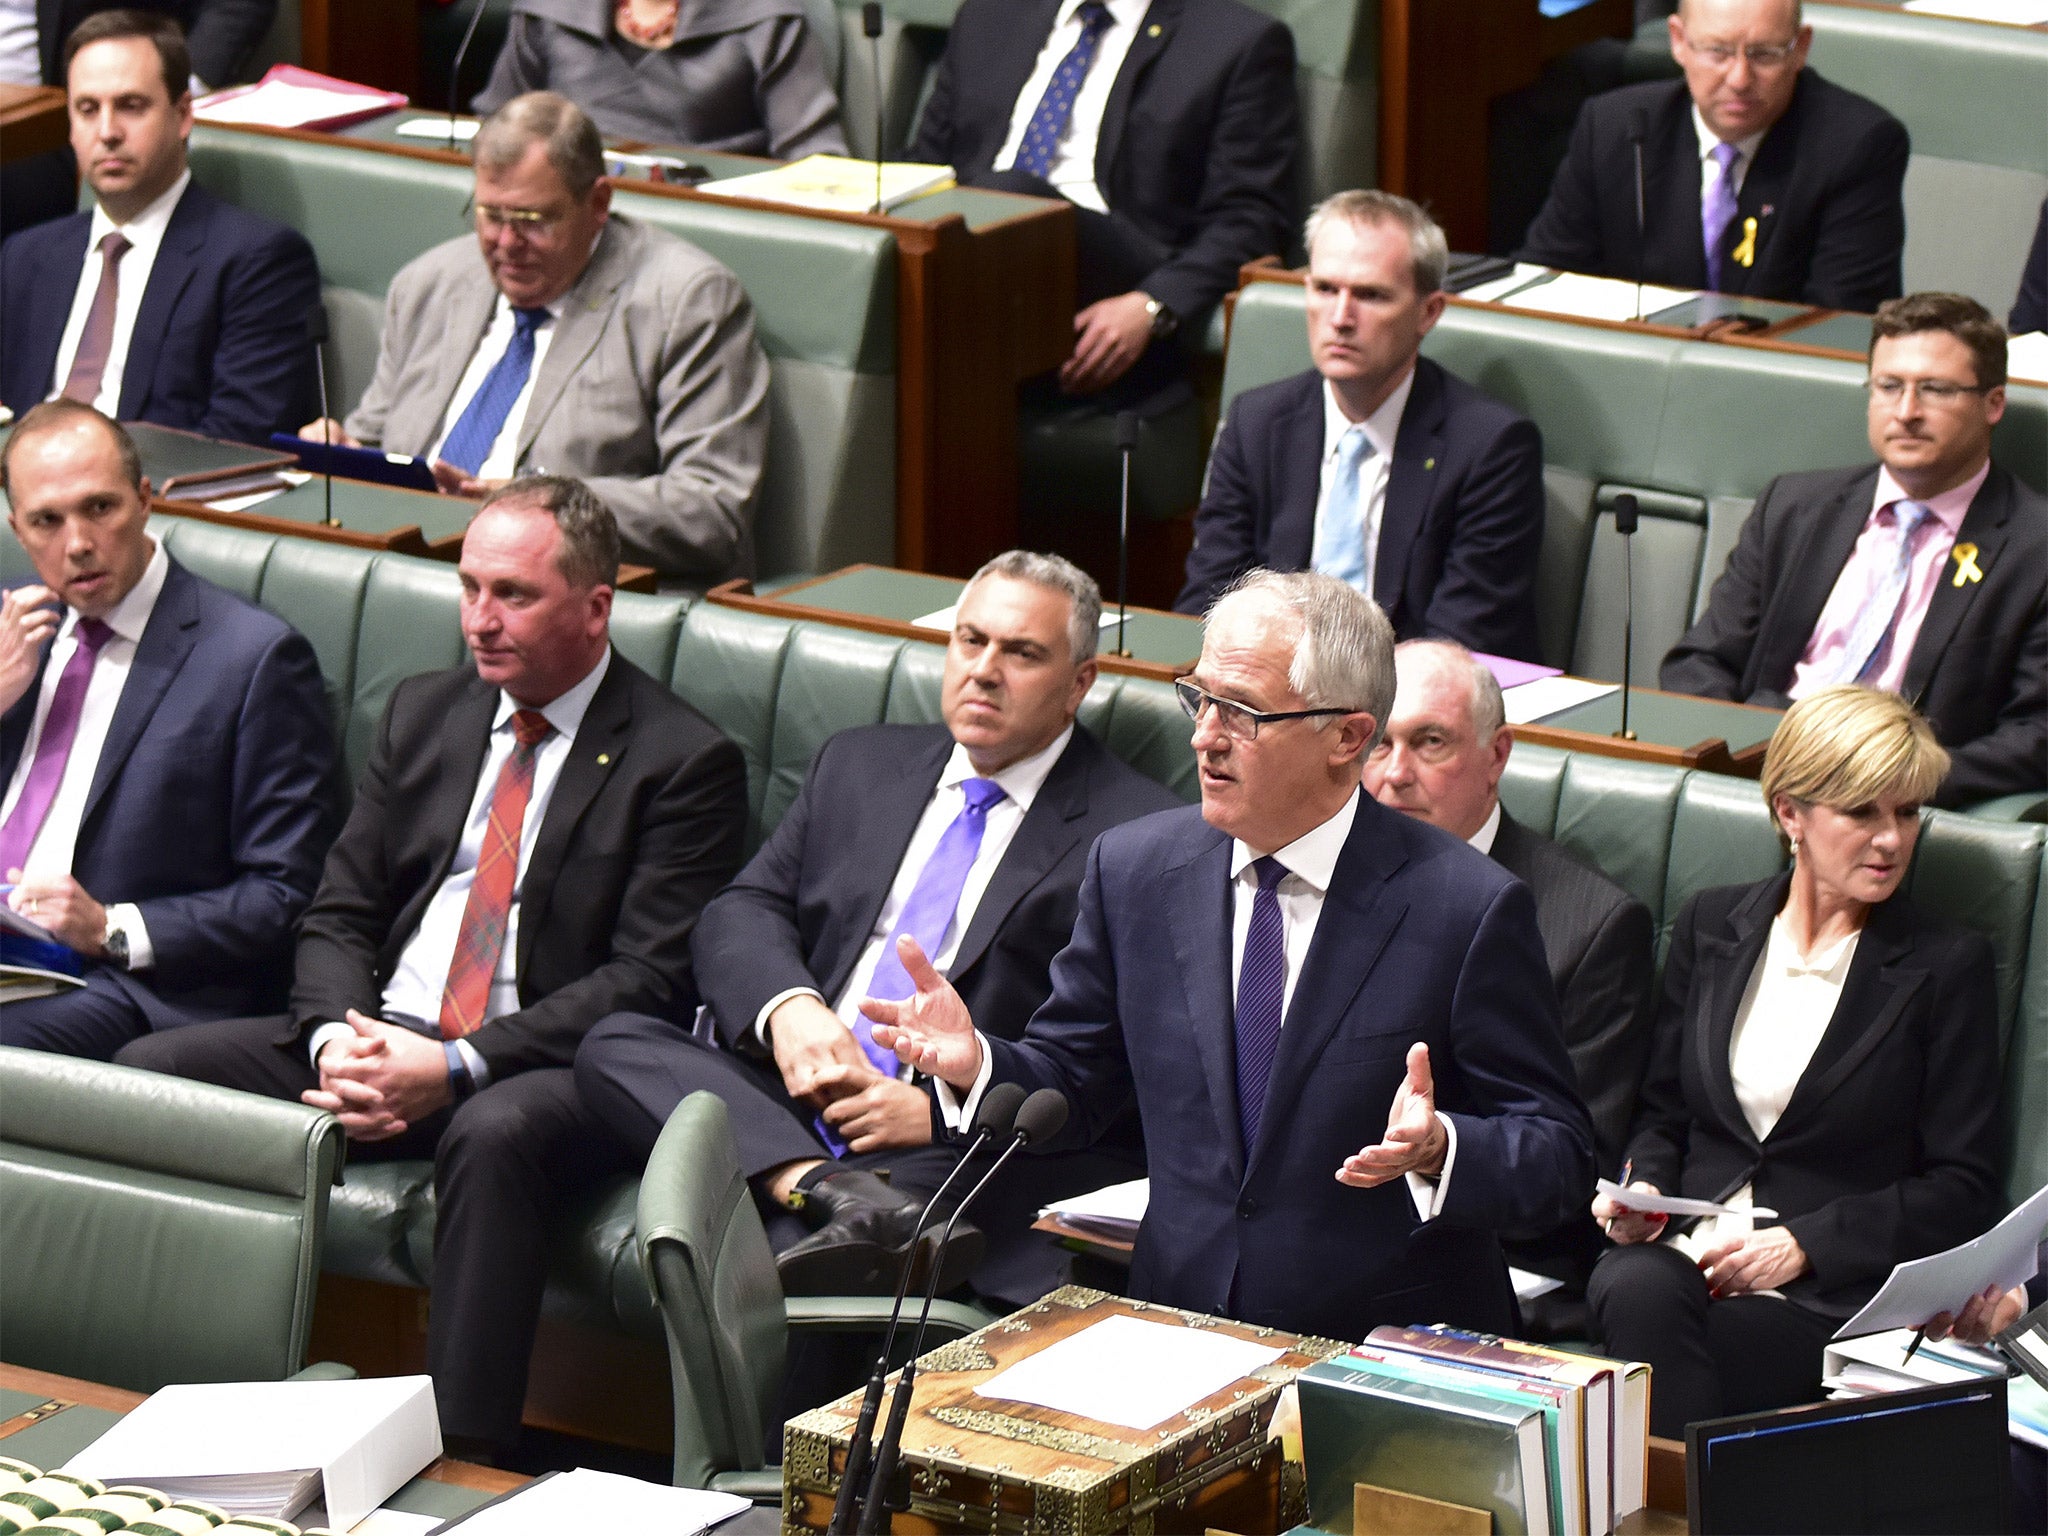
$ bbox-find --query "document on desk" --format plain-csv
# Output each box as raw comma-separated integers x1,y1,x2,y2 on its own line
1498,272,1700,323
2006,331,2048,383
1037,1176,1148,1241
436,1467,749,1533
1834,1179,2048,1340
1501,676,1618,724
1595,1179,1778,1220
976,1313,1284,1430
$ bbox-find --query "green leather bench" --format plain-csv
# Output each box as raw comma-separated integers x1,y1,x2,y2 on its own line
183,123,900,583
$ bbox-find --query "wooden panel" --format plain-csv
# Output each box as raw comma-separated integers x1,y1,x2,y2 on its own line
299,0,420,97
0,84,67,165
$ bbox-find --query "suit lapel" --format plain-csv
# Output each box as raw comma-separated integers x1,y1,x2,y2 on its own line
118,188,207,422
425,277,500,447
1729,120,1793,299
402,679,500,950
1168,829,1246,1183
951,732,1090,979
1754,469,1877,690
516,223,630,465
818,731,952,1001
1901,469,2010,706
1771,901,1921,1137
1649,93,1709,289
79,560,200,834
515,655,633,971
16,216,92,402
1268,376,1326,570
1372,361,1445,615
1097,0,1179,186
1691,876,1782,1150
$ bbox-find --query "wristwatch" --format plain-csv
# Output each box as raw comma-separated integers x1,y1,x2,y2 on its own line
101,914,131,970
1142,294,1179,340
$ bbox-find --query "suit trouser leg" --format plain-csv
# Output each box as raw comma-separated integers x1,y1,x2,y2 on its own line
6,969,152,1060
115,1011,320,1094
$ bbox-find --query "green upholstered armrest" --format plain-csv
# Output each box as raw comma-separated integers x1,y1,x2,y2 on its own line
709,1468,787,1502
784,1296,996,1341
1962,792,2048,824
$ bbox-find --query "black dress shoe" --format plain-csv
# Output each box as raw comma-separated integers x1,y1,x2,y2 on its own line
776,1168,986,1296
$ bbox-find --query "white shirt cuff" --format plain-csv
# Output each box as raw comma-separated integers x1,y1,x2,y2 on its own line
308,1019,353,1069
107,903,153,971
453,1036,490,1089
933,1031,995,1132
1405,1112,1458,1222
755,986,827,1049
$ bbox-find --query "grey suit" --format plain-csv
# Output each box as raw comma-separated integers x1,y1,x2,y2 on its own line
474,0,846,157
344,213,771,585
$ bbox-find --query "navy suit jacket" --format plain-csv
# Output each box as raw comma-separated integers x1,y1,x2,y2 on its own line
2013,196,2048,336
1519,71,1908,313
1176,361,1546,662
983,795,1595,1342
0,182,321,445
0,557,336,1026
35,0,275,88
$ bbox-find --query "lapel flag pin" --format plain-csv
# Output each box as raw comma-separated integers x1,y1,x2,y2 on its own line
597,753,612,765
1424,457,1436,470
1732,216,1758,268
1950,542,1984,587
1148,21,1162,34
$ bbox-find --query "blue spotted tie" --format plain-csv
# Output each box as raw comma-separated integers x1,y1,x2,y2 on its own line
439,307,549,475
1235,857,1289,1155
1014,2,1115,180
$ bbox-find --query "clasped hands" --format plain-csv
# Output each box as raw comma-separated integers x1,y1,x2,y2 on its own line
295,419,505,500
305,1009,452,1140
1590,1182,1811,1296
767,993,932,1154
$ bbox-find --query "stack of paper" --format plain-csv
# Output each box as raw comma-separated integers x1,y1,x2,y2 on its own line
1501,676,1618,724
1834,1180,2048,1339
697,154,954,214
439,1467,749,1533
976,1313,1284,1431
1501,272,1700,324
1037,1177,1148,1242
196,66,406,133
2007,331,2048,384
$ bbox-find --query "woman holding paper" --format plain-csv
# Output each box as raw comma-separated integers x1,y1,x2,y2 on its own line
1587,686,2004,1438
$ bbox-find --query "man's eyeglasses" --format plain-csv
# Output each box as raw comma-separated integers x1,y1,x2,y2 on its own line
468,199,569,238
1680,36,1800,69
1175,678,1352,741
1866,377,1990,407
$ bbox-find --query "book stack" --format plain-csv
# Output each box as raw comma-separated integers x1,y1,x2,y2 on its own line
1295,1325,1651,1536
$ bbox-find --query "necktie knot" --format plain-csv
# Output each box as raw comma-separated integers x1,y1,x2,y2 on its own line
1077,0,1111,29
99,231,132,262
72,617,114,655
1252,855,1288,893
1336,425,1373,467
1710,140,1741,174
960,777,1007,815
511,307,548,338
1888,499,1932,537
509,709,551,749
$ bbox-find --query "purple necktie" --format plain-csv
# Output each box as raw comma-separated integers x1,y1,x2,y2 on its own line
1235,856,1289,1155
62,232,133,407
1836,500,1935,688
0,618,115,876
825,776,1008,1154
1702,141,1741,293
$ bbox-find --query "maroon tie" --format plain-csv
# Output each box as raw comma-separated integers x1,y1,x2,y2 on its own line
62,231,133,406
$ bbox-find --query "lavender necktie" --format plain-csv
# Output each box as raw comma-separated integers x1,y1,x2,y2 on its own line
0,618,115,876
1702,141,1741,292
62,232,133,407
1235,856,1289,1155
1833,500,1935,688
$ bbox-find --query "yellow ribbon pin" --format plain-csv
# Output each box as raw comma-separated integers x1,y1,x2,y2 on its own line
1731,216,1757,269
1951,542,1984,587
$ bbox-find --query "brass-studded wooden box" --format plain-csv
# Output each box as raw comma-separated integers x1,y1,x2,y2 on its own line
782,1286,1347,1535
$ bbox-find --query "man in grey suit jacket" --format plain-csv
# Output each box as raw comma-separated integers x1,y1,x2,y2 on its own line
302,92,770,587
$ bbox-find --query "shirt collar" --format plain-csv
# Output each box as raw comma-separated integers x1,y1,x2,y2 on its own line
939,722,1074,814
493,646,611,741
490,289,564,325
1766,911,1861,979
61,536,168,647
87,168,191,249
1872,458,1990,536
1323,368,1415,465
1230,785,1361,894
1690,106,1766,170
1466,800,1503,855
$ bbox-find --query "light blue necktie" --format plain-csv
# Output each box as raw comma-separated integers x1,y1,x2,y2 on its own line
438,307,549,475
1311,426,1376,594
1831,500,1935,687
1014,2,1114,180
1702,141,1742,293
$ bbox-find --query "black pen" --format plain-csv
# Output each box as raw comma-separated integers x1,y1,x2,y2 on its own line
1902,1326,1928,1365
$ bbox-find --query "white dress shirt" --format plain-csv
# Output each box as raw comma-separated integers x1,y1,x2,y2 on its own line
48,171,193,418
992,0,1151,215
0,0,39,85
307,648,612,1077
427,295,562,479
1465,801,1503,856
1,540,168,967
1314,369,1416,600
1691,106,1766,208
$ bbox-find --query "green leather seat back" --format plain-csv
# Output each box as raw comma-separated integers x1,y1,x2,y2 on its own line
672,604,796,838
0,1049,343,1393
1551,754,1686,923
2011,842,2048,1206
348,557,468,783
608,590,694,682
1908,812,2045,1061
767,624,911,830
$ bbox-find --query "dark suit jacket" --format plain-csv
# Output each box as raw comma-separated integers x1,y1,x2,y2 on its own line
284,653,748,1078
1176,361,1547,661
984,795,1595,1342
0,182,321,445
37,0,274,87
907,0,1298,322
1623,876,2004,1318
1519,71,1909,313
1661,461,2048,808
2014,196,2048,336
0,557,335,1026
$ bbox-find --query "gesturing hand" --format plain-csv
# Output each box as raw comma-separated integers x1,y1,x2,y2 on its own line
1337,1043,1449,1188
0,585,58,715
1698,1225,1810,1296
862,935,985,1090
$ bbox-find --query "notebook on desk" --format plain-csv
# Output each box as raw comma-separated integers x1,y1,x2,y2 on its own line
272,436,440,493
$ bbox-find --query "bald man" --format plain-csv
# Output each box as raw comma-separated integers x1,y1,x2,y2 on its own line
1521,0,1907,312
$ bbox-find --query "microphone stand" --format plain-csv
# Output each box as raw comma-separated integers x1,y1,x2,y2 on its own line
1628,117,1648,324
1612,492,1639,742
1114,410,1138,657
445,0,493,149
307,302,337,528
862,3,885,214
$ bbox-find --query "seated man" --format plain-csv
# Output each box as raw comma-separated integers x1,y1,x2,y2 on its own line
1663,292,2046,807
118,477,750,1463
1519,0,1908,313
1,400,334,1058
577,551,1179,1305
0,10,321,443
1177,192,1546,662
302,91,771,589
1363,638,1655,1330
907,0,1298,405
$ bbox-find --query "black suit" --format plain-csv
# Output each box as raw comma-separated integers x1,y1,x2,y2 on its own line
118,652,750,1451
1519,72,1909,313
575,720,1179,1304
1175,362,1546,662
1661,461,2048,808
2014,196,2048,336
1590,876,2004,1434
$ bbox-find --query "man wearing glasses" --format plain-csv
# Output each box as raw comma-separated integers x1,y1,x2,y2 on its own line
865,569,1595,1344
1520,0,1907,312
299,90,769,589
1665,293,2046,806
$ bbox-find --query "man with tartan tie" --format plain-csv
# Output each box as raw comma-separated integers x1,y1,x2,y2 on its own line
120,475,749,1464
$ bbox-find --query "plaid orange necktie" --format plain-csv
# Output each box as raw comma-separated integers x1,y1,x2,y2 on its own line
438,709,552,1038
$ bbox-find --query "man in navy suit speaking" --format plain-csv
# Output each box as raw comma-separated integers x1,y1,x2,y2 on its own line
0,10,320,444
868,570,1594,1341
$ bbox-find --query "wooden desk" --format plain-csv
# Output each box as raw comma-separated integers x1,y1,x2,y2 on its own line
0,84,66,166
1513,685,1783,778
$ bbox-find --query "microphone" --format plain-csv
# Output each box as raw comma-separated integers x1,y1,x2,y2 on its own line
862,3,885,214
853,1089,1069,1535
825,1083,1025,1536
445,0,494,150
1611,493,1639,742
305,301,337,528
1626,110,1648,324
1114,411,1139,658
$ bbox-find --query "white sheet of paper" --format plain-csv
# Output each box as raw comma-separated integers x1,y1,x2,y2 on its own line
1835,1181,2048,1339
396,117,480,141
1499,271,1699,323
1510,1266,1567,1302
440,1467,749,1534
1039,1177,1149,1226
1458,263,1555,304
913,603,1123,633
1596,1178,1778,1219
976,1313,1283,1430
1903,0,2048,23
2006,331,2048,383
1502,675,1618,723
196,82,392,128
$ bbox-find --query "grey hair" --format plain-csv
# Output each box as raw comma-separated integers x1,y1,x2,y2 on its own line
479,474,620,589
1208,570,1396,750
1395,638,1506,739
475,91,606,198
965,549,1103,663
1303,189,1449,295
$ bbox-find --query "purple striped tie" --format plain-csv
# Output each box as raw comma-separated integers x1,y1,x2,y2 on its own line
1702,141,1741,292
0,618,114,876
1235,856,1289,1154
